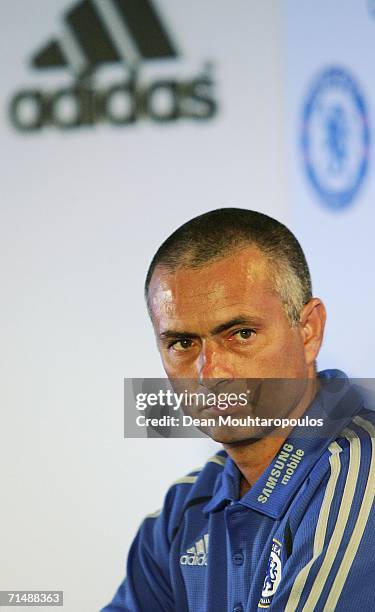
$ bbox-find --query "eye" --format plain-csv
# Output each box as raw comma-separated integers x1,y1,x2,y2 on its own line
169,338,194,352
231,328,256,342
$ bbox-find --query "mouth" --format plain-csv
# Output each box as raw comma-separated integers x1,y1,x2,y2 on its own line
199,402,253,417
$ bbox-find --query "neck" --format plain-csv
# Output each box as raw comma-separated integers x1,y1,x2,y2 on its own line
223,376,319,496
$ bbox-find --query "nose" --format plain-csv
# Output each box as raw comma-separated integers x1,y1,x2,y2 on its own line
197,340,234,386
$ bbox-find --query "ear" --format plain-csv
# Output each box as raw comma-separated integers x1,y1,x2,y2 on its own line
299,298,327,367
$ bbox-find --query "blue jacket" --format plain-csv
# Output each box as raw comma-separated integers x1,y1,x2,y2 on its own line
103,372,375,611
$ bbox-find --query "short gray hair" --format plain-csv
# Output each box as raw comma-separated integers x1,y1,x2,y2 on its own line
145,208,312,325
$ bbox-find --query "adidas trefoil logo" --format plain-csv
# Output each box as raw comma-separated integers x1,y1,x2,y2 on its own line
10,0,217,132
180,533,209,566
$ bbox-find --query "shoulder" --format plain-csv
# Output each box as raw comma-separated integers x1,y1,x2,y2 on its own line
142,450,228,542
322,404,375,497
335,403,375,459
313,405,375,539
285,406,375,610
323,384,375,469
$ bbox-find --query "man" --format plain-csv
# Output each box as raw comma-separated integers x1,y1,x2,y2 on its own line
103,208,375,611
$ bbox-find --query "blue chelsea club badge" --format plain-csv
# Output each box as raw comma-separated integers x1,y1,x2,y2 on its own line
302,67,370,210
258,538,282,608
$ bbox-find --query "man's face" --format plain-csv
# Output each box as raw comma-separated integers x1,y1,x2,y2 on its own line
148,246,320,443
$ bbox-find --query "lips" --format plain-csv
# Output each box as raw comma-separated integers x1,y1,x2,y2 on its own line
200,402,252,417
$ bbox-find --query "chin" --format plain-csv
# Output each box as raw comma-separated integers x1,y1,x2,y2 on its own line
205,426,265,445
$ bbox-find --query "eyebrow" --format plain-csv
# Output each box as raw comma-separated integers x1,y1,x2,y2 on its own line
159,330,200,341
210,316,261,335
159,315,263,341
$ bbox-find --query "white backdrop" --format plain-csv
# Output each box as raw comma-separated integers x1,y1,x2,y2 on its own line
284,0,375,377
0,2,287,610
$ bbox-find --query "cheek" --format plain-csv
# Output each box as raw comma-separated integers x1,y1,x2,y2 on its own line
160,349,193,377
159,348,173,370
270,333,307,375
250,328,306,376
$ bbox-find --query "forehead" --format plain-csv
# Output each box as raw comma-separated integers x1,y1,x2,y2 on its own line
149,246,281,329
